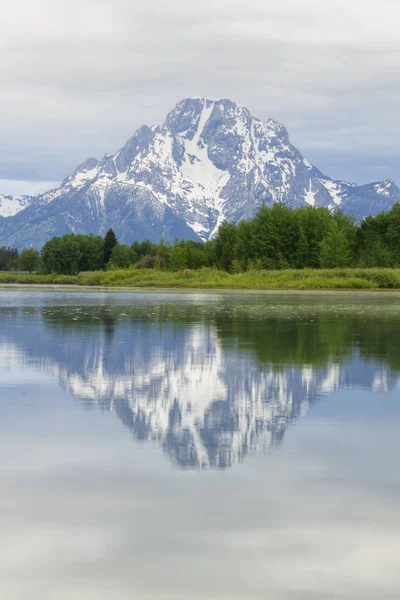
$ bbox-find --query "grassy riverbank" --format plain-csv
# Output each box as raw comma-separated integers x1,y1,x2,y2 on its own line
1,267,400,289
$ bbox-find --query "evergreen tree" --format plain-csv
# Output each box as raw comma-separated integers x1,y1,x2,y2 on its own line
0,246,19,271
385,203,400,263
295,225,310,269
203,239,217,267
155,239,170,263
169,243,188,271
186,242,207,269
269,203,297,267
360,239,394,268
235,220,255,269
319,223,352,268
332,211,358,263
357,207,396,266
104,229,118,265
214,221,238,271
297,206,332,268
250,205,274,266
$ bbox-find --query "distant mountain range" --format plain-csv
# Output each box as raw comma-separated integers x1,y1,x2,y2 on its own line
1,97,399,249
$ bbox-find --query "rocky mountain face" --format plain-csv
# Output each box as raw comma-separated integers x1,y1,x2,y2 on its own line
1,97,399,249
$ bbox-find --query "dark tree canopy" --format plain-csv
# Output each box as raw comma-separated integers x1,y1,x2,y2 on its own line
0,246,19,271
104,229,118,264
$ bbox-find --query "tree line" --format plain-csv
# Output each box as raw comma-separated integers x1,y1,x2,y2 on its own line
2,203,400,274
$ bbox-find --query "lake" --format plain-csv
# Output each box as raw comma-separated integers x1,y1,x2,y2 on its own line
1,289,400,599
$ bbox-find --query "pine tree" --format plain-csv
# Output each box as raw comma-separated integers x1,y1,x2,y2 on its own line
319,223,352,268
103,229,118,265
295,225,310,268
214,222,237,271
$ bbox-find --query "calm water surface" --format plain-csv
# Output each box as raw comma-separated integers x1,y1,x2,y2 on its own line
1,290,400,599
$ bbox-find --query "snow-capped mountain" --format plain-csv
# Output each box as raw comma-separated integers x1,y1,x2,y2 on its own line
0,193,31,219
339,179,400,221
1,97,399,249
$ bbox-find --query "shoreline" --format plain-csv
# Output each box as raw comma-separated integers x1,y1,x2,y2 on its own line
1,283,400,295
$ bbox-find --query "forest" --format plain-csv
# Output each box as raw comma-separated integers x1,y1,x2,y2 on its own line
2,203,400,275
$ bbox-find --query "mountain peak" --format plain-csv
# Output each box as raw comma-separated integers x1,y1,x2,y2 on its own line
374,179,400,197
0,97,399,249
62,156,100,189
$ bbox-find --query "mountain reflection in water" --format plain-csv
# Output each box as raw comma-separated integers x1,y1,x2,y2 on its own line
0,295,399,469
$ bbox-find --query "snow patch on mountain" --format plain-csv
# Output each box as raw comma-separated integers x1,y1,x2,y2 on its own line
375,180,396,197
304,181,317,207
179,103,230,199
319,179,345,206
1,97,399,248
0,194,31,218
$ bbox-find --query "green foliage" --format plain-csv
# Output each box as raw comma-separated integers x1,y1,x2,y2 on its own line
3,267,400,290
0,246,19,271
155,239,170,263
230,259,243,274
362,239,394,268
167,239,209,271
295,206,333,268
108,244,138,269
319,222,352,268
135,255,166,269
357,204,400,267
169,242,188,271
247,258,264,271
41,233,106,274
215,221,237,271
75,234,105,271
295,224,310,269
15,201,400,277
41,234,82,275
19,248,40,273
221,204,337,270
104,228,118,264
131,239,156,258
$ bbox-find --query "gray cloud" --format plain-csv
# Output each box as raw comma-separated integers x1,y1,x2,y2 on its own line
1,0,400,192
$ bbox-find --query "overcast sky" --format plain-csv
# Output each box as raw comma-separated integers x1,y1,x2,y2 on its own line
1,0,400,195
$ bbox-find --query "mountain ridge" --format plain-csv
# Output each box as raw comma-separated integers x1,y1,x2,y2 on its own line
1,97,399,249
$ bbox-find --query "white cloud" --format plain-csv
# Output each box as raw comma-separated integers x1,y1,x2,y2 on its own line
0,179,60,196
1,0,399,191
